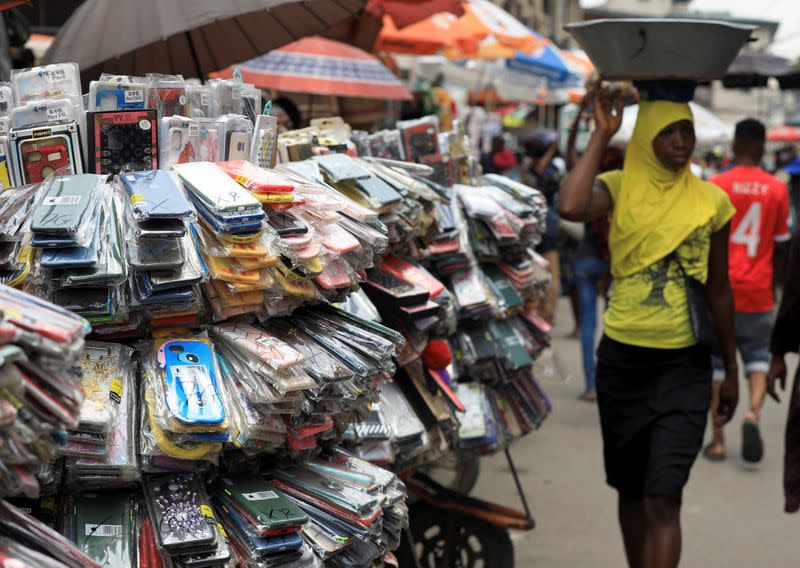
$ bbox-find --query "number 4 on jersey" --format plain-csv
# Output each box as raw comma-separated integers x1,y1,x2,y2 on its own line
731,202,762,258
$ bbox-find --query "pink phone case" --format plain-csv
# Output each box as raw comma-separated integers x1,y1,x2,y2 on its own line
212,322,304,370
317,223,360,254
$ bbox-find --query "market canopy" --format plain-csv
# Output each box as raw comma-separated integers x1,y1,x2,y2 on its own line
213,36,412,100
374,12,478,55
366,0,463,28
43,0,365,87
768,125,800,143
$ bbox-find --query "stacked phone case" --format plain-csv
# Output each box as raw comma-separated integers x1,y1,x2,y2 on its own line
0,59,556,568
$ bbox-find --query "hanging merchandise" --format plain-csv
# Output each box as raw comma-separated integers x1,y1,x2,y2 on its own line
0,58,551,568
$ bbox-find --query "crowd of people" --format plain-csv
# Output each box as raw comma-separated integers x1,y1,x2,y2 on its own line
480,86,800,568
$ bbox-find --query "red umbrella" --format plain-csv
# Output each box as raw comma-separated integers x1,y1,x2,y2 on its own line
213,36,412,100
768,125,800,143
366,0,463,28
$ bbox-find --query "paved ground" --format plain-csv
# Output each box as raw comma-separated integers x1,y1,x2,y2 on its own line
472,299,798,567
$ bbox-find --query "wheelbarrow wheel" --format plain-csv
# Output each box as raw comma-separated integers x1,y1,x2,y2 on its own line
407,502,514,568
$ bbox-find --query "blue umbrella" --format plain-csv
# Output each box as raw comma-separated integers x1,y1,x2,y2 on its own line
505,43,576,85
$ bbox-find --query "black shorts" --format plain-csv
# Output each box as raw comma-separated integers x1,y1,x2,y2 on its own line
596,335,712,503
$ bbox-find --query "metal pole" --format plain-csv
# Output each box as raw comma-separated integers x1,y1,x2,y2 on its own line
504,447,534,525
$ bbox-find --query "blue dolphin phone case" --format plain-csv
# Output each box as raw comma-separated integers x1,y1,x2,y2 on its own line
120,170,194,220
157,339,225,425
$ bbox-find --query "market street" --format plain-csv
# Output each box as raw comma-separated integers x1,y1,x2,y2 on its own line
474,298,797,567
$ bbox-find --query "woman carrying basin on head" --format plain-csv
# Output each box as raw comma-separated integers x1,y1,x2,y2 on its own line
556,81,739,568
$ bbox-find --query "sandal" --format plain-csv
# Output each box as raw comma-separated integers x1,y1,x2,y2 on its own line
579,391,597,402
742,420,764,464
703,443,726,462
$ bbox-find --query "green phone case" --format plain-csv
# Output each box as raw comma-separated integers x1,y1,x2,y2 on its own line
31,175,99,235
73,491,135,568
217,475,308,531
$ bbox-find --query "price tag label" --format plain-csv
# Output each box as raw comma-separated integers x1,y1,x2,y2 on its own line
188,124,199,137
243,490,279,501
124,89,144,103
47,106,68,121
109,378,123,404
42,195,81,206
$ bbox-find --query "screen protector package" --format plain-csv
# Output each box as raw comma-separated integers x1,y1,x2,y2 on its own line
11,64,82,106
10,98,75,129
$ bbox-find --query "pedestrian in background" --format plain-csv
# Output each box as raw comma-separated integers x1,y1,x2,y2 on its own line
558,85,739,568
704,119,790,463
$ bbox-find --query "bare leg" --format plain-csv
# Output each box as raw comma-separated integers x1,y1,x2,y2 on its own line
618,497,646,568
742,371,767,462
745,371,767,422
642,496,682,568
705,381,726,459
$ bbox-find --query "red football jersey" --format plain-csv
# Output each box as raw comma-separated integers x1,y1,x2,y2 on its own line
710,165,790,312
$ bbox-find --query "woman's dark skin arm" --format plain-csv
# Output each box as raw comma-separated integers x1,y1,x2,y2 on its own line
767,232,800,402
705,223,739,425
565,98,588,170
557,87,623,222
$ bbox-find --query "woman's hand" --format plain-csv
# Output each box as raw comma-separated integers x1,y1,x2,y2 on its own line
592,85,624,139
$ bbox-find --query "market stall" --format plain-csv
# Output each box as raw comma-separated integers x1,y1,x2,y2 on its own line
0,59,552,568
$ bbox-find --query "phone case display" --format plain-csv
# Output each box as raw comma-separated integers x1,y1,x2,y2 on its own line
87,109,158,174
241,84,261,125
0,65,553,568
0,85,13,115
209,78,243,117
397,116,440,162
9,121,83,183
88,75,148,111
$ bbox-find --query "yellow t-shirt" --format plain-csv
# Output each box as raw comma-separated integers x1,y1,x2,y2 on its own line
600,170,736,349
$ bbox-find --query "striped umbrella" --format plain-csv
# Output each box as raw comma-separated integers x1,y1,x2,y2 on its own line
214,36,411,100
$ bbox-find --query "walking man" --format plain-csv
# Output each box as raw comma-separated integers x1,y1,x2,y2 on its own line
705,118,790,463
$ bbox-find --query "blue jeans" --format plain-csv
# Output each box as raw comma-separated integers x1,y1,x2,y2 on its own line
574,257,609,393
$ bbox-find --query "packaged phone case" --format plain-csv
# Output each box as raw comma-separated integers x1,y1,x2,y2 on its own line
12,63,82,106
10,121,83,184
197,118,225,162
313,153,371,183
221,114,253,161
160,115,199,169
250,113,278,168
215,474,308,532
397,115,440,162
10,99,75,129
119,170,193,221
173,162,261,213
73,491,136,567
144,472,216,552
186,83,211,118
89,75,148,111
30,174,104,238
209,78,244,117
211,322,304,372
241,84,261,125
217,160,294,194
153,335,226,426
88,109,158,174
127,237,184,271
147,73,188,119
270,466,378,516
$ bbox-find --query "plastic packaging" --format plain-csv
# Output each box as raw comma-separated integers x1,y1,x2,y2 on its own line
250,113,278,168
88,75,148,111
10,98,75,129
209,78,244,117
160,115,199,169
146,73,188,119
186,83,211,118
9,121,84,184
220,114,253,161
11,63,82,106
197,117,225,162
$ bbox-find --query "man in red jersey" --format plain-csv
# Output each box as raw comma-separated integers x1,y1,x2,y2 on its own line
704,119,790,464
